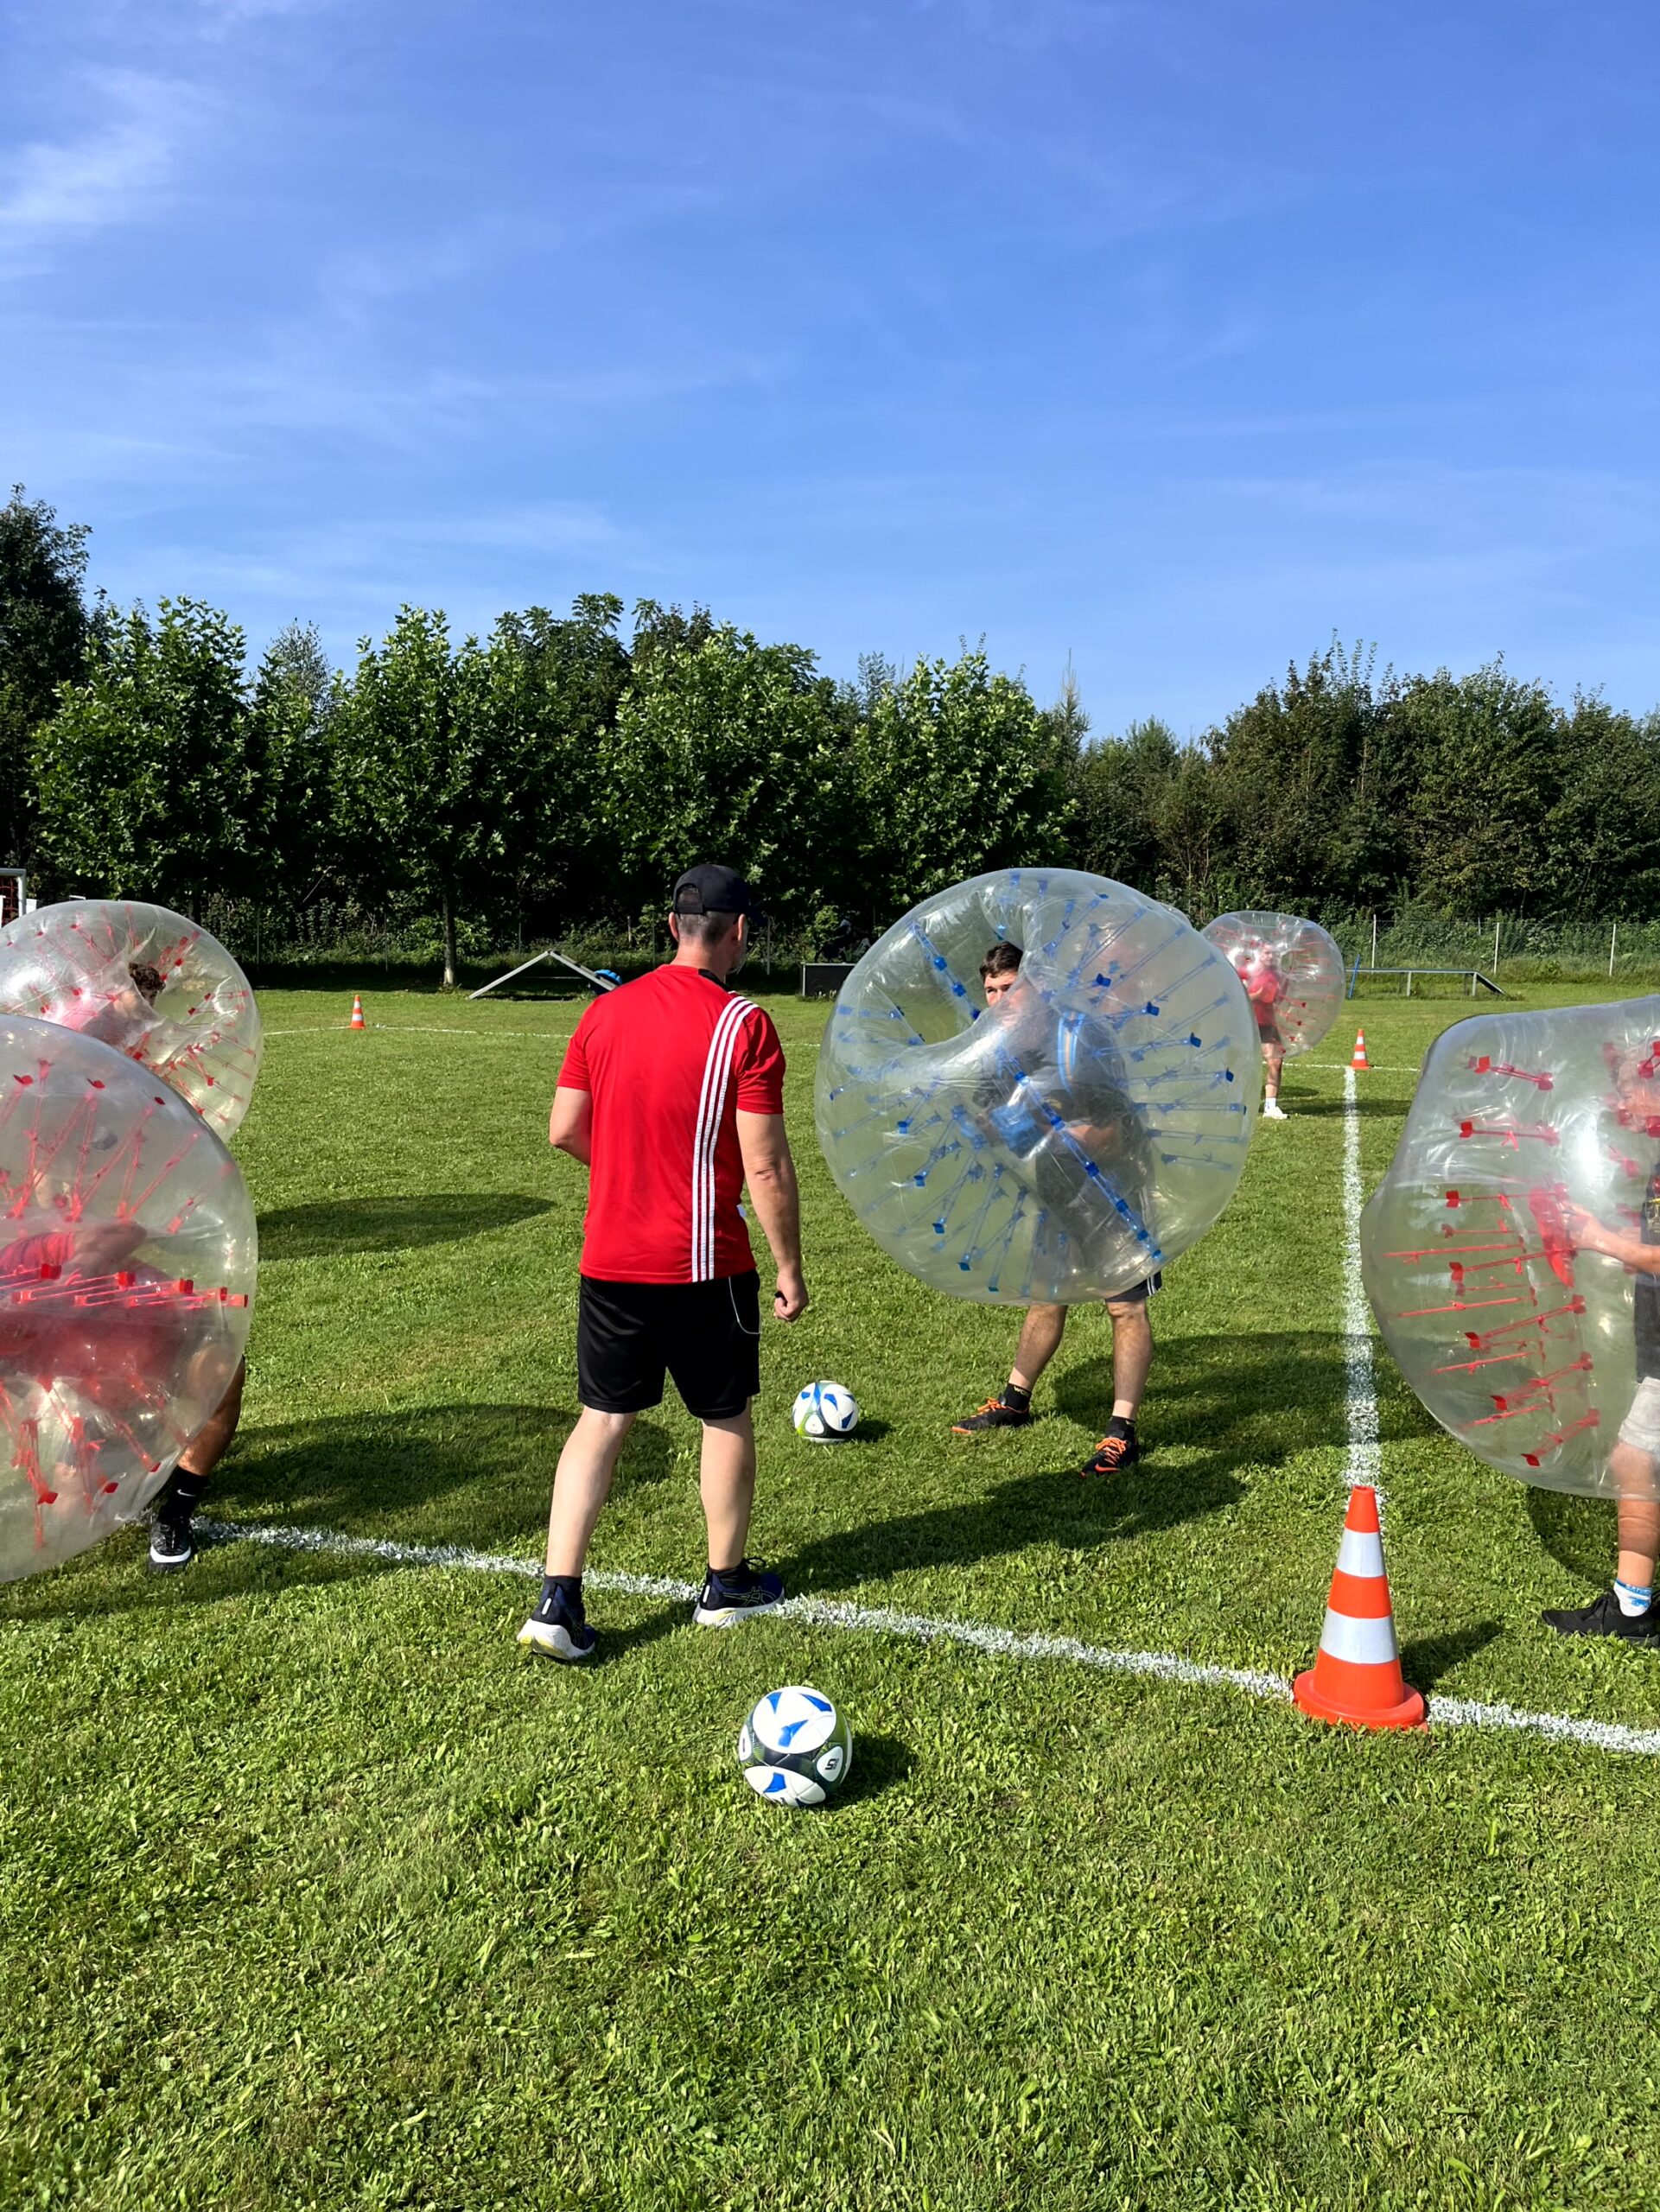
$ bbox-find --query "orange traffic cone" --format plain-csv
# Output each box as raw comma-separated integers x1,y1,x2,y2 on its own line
1294,1484,1425,1731
349,994,366,1031
1351,1029,1370,1070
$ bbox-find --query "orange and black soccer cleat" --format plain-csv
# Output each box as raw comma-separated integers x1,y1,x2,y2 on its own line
1080,1422,1140,1478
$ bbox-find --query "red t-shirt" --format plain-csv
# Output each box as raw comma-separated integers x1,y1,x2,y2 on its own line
1242,960,1282,1011
557,965,786,1284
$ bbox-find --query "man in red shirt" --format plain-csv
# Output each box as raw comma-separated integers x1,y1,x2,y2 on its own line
519,864,809,1662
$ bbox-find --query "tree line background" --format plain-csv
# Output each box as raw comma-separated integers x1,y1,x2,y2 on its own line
4,486,1657,988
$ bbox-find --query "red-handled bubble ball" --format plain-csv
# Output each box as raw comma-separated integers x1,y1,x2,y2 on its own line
1361,996,1660,1497
0,1013,256,1581
0,899,263,1138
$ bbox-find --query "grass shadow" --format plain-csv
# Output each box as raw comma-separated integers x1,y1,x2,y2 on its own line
1053,1330,1361,1462
1527,1488,1616,1586
214,1402,676,1540
830,1732,913,1807
776,1453,1244,1594
1275,1096,1409,1120
258,1192,551,1261
1398,1618,1505,1692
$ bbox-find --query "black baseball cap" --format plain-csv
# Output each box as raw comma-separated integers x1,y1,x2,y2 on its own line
671,863,758,918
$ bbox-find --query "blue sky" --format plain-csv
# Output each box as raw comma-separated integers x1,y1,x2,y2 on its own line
3,0,1658,734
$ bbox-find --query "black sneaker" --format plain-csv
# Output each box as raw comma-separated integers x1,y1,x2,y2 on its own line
951,1395,1031,1436
517,1582,597,1663
148,1513,197,1573
1542,1588,1660,1646
694,1559,784,1628
1080,1426,1140,1479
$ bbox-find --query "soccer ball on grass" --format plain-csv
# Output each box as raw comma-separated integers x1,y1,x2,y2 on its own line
792,1380,858,1440
738,1686,854,1807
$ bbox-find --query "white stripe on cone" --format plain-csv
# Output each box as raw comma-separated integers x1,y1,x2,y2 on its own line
1336,1526,1387,1577
1315,1610,1402,1667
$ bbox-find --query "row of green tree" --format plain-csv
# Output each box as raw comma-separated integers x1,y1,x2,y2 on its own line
4,487,1657,981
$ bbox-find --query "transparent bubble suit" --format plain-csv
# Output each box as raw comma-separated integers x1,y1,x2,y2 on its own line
1361,997,1660,1497
815,869,1259,1306
1201,911,1345,1058
0,899,263,1138
0,1014,257,1581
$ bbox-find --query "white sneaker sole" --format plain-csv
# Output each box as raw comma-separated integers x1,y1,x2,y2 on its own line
693,1594,783,1629
517,1617,595,1662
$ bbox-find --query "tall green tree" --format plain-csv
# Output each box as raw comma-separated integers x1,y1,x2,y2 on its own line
1205,643,1383,911
332,607,509,988
1396,661,1564,916
855,648,1071,923
1069,717,1181,893
33,598,255,911
249,620,339,910
0,486,92,870
489,594,631,928
600,616,854,933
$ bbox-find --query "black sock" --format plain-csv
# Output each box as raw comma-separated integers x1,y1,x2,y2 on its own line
1002,1383,1032,1413
166,1467,213,1516
537,1573,582,1619
1106,1414,1135,1441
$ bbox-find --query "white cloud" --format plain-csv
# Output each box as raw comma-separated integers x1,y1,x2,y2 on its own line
0,72,194,268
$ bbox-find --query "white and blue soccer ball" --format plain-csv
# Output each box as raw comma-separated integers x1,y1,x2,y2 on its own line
792,1380,859,1441
738,1686,854,1807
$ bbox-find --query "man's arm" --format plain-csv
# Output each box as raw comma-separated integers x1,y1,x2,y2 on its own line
550,1084,594,1167
737,1109,808,1322
1565,1205,1660,1272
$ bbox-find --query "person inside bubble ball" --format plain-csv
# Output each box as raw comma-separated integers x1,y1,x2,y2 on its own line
1543,1051,1660,1645
109,956,251,1573
950,941,1159,1477
1,1211,240,1486
1231,949,1288,1121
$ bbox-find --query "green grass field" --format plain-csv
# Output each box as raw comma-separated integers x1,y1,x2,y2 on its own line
7,978,1660,2211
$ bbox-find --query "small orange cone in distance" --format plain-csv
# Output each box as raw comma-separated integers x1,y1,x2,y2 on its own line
1352,1029,1370,1070
350,994,366,1031
1294,1484,1426,1731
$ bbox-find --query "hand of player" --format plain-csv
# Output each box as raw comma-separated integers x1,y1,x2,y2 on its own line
774,1267,809,1323
1562,1203,1619,1257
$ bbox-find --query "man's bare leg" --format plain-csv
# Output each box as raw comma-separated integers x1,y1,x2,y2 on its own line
149,1359,245,1571
1009,1304,1068,1395
1614,1456,1660,1592
699,1406,758,1573
1543,1441,1660,1641
1081,1294,1155,1477
952,1304,1070,1432
544,1408,636,1576
1262,1039,1287,1116
177,1358,245,1484
1107,1297,1154,1423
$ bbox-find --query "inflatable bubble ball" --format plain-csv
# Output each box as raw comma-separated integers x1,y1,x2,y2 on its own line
0,899,263,1138
1361,996,1660,1498
815,868,1259,1306
1201,911,1345,1058
0,1014,257,1582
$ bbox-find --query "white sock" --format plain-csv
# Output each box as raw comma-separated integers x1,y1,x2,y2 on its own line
1615,1579,1652,1617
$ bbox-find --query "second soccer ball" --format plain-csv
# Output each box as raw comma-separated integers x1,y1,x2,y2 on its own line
792,1380,859,1441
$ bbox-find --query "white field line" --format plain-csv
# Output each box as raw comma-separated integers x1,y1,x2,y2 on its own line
205,1517,1660,1759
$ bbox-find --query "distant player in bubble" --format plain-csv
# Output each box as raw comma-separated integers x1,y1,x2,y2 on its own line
1237,950,1288,1121
950,942,1160,1477
1544,1049,1660,1645
1202,912,1345,1121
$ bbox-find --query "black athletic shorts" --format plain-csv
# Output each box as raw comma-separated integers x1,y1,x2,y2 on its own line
577,1272,761,1420
1111,1270,1161,1306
